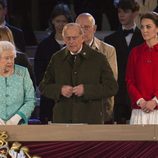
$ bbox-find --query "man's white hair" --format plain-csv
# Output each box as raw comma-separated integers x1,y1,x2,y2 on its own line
62,23,84,37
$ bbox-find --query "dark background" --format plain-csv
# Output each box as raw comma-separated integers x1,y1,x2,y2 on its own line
7,0,119,31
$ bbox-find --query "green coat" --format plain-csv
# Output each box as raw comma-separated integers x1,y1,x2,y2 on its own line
39,44,118,124
0,65,35,124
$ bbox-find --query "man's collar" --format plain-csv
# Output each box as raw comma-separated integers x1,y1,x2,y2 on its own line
90,37,100,51
88,39,94,47
63,44,90,60
122,23,136,31
70,46,83,55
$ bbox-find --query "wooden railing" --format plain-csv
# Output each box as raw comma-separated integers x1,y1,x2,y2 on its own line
0,125,157,141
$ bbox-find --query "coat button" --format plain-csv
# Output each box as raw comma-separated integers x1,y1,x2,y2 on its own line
5,94,9,97
83,52,86,55
74,71,77,74
146,60,151,63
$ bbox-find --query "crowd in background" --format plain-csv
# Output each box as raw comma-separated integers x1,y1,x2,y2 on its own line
0,0,158,125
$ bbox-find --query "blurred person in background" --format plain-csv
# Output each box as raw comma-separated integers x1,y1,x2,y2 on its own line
0,0,25,52
104,0,144,124
135,0,157,27
34,3,73,124
76,13,118,123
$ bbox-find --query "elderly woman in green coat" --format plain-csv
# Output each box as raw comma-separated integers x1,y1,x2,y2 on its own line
0,41,35,125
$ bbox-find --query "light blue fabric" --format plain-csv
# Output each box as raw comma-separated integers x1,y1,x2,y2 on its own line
0,64,35,124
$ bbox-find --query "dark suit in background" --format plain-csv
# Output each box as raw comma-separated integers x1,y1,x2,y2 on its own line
7,24,26,52
0,0,26,52
34,33,61,124
104,27,144,123
15,51,35,88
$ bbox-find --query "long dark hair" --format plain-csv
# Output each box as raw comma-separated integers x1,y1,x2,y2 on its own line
49,3,74,33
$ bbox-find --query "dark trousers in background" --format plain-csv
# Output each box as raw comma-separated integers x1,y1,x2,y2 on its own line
113,103,131,124
40,95,54,124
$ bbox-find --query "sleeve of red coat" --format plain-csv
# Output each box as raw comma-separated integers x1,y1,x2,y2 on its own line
125,48,143,106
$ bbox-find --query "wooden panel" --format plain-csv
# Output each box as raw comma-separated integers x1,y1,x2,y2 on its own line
0,125,155,141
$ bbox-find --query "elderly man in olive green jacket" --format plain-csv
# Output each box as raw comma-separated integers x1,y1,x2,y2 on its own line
39,23,118,124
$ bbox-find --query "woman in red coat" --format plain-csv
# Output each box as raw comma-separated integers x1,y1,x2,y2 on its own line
126,12,158,124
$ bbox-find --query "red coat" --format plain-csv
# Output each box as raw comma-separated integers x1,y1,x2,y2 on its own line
126,42,158,109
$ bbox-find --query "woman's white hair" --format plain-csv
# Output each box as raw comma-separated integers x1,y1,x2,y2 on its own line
0,41,16,57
